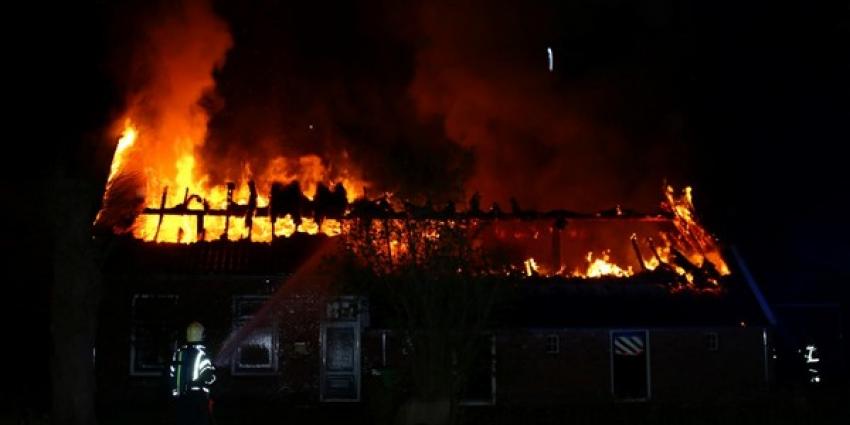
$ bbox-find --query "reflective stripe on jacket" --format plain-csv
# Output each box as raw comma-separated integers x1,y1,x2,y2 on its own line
169,344,216,397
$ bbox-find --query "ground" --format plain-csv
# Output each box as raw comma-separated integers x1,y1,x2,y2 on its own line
64,388,845,425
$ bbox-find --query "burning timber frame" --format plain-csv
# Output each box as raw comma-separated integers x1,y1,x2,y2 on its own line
97,185,773,406
141,183,674,242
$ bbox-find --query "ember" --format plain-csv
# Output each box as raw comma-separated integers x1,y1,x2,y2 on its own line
580,250,633,278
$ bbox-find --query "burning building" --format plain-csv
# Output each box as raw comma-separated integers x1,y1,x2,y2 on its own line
94,173,775,406
91,0,776,411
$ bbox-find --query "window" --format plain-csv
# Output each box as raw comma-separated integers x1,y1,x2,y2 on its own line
326,296,368,324
231,296,278,375
545,334,560,354
130,294,179,376
705,332,719,351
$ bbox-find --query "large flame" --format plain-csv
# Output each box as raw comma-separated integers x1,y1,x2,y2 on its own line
104,120,365,243
106,122,137,183
513,186,729,285
96,0,367,243
663,185,730,275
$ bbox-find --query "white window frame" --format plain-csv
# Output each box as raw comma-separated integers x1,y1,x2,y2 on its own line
231,295,279,376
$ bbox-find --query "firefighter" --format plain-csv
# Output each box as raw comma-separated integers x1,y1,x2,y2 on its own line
169,321,216,425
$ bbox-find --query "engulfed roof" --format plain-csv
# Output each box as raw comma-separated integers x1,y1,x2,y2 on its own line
104,235,333,276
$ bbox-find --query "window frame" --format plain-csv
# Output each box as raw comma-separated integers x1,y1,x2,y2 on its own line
230,295,279,376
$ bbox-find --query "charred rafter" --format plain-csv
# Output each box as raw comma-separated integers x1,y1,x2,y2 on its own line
140,183,674,223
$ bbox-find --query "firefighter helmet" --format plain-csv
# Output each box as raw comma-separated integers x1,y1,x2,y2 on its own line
186,321,205,343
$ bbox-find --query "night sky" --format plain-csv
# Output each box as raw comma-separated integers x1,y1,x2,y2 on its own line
5,0,849,411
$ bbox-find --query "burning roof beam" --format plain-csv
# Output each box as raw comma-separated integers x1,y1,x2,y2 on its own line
139,183,675,222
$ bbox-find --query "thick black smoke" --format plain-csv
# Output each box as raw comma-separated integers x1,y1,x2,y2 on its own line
104,0,712,211
197,0,693,210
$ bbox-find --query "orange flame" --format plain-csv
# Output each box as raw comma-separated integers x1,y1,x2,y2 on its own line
510,186,729,287
95,0,368,244
106,122,137,183
579,250,633,278
524,258,539,276
102,119,367,243
663,186,730,275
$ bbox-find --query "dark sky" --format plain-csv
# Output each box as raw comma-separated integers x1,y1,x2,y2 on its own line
10,0,849,338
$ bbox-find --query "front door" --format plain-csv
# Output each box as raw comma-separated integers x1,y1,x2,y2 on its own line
320,322,360,401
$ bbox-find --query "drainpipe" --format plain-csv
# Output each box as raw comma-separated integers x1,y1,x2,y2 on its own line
763,328,770,384
731,246,775,386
